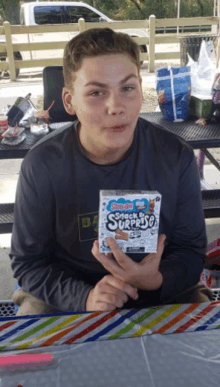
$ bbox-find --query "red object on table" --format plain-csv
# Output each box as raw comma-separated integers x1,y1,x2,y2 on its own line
0,353,54,371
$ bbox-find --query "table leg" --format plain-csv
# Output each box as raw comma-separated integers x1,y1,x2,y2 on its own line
201,148,220,172
197,150,205,179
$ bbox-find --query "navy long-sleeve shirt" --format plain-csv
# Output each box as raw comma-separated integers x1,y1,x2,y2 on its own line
9,117,207,311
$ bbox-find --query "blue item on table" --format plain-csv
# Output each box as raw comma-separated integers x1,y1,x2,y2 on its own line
156,66,191,122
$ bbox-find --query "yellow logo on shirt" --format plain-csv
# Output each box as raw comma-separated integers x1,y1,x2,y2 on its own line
78,212,98,241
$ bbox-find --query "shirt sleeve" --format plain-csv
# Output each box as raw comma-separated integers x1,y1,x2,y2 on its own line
158,150,207,304
9,154,93,312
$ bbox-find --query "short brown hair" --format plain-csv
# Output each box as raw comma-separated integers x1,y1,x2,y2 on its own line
63,28,140,91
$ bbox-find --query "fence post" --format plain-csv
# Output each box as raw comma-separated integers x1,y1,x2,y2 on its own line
216,18,220,67
78,18,86,33
149,15,155,73
3,21,16,81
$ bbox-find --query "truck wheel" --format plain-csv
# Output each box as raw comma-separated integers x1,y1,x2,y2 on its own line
0,51,22,79
140,45,148,67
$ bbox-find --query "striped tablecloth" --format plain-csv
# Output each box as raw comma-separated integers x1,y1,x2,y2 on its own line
0,301,220,352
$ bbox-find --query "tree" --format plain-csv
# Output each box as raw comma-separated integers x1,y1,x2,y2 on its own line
129,0,146,18
91,0,213,20
84,0,120,18
180,0,213,18
0,0,20,25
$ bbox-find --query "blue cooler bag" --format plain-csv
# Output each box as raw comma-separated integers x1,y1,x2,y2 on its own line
156,66,191,122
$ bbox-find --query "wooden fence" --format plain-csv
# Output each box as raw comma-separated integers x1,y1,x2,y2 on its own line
0,15,219,81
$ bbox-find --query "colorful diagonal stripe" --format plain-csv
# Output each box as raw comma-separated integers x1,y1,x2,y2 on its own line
195,310,220,331
0,321,18,332
131,304,182,337
63,309,120,344
0,302,220,352
153,303,200,334
0,319,41,343
39,311,101,348
174,301,220,333
109,306,163,340
84,308,140,342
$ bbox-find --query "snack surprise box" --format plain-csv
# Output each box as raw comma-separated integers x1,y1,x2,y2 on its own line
98,190,162,254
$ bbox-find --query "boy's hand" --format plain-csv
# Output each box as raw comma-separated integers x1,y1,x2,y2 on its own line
85,274,139,312
92,234,166,291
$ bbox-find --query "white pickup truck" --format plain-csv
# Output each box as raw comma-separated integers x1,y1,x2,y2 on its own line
0,1,148,78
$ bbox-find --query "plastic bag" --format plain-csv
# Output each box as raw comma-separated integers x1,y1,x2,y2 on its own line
188,40,216,99
156,66,191,122
19,106,37,128
205,40,216,62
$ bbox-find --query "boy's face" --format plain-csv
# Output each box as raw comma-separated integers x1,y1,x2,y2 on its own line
62,53,143,163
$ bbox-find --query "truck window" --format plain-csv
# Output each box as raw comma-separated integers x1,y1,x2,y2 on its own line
34,6,68,25
66,6,101,23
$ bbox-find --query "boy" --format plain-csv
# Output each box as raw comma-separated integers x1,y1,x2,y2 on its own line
11,28,212,315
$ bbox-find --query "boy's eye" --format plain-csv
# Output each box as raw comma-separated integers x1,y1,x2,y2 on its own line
90,90,104,96
88,85,136,97
122,86,135,92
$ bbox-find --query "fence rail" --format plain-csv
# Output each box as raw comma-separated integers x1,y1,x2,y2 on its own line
0,15,219,80
155,16,217,27
156,25,212,33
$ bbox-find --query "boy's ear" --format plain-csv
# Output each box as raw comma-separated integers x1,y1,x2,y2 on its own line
62,87,76,115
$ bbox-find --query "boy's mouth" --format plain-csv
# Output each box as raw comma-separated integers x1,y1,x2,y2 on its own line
110,124,127,131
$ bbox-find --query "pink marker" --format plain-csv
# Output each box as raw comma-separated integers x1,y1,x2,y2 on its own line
0,353,54,371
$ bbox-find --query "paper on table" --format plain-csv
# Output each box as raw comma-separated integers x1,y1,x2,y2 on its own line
1,125,25,138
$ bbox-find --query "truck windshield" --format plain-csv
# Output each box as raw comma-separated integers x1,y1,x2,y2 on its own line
33,5,103,25
66,6,101,23
34,6,69,24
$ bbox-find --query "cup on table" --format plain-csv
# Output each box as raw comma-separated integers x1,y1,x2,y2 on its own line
34,110,50,125
30,123,49,135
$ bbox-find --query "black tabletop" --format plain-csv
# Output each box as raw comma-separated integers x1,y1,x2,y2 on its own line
140,112,220,149
0,129,46,159
1,114,220,159
0,122,75,160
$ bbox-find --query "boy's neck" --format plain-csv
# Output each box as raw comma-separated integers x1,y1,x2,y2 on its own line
77,123,134,165
81,146,129,165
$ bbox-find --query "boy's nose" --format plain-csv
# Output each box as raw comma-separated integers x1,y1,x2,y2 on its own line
106,94,125,115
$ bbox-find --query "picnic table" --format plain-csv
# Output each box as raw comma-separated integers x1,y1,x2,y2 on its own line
1,115,220,235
